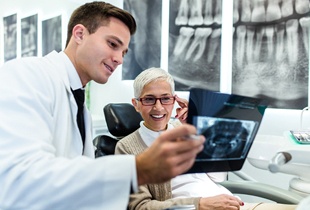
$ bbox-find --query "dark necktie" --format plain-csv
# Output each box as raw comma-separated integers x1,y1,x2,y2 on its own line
71,88,85,146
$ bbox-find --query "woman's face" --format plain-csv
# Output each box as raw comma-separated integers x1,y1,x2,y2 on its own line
132,80,174,131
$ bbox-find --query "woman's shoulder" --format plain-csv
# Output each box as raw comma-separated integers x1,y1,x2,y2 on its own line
119,129,141,143
115,129,144,155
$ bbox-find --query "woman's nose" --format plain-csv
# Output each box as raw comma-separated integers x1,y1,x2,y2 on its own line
153,99,164,110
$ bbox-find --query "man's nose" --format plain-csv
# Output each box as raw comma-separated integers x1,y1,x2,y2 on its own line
112,51,123,65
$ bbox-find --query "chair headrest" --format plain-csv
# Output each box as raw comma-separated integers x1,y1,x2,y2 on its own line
103,103,143,137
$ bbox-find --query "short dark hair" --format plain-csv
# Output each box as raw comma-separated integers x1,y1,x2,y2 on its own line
65,1,136,47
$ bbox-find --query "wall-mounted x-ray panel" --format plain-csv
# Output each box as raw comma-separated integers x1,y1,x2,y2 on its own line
21,14,38,57
169,0,222,91
42,15,62,56
3,13,17,62
232,0,310,109
122,0,162,80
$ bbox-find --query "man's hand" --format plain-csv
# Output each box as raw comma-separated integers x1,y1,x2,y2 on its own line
136,124,205,185
199,194,244,210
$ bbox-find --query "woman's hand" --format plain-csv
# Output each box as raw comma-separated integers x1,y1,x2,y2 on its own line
199,194,244,210
175,95,188,124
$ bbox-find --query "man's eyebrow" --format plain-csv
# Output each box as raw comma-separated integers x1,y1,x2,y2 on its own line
109,35,124,46
109,35,128,54
115,37,124,46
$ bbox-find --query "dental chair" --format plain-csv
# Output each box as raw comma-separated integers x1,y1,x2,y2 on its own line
93,103,303,204
221,175,303,204
93,103,142,157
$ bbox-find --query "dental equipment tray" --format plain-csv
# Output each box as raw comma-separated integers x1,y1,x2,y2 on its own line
186,88,269,173
290,130,310,144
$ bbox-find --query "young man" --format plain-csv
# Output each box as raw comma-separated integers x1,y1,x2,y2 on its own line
115,67,297,210
0,2,205,209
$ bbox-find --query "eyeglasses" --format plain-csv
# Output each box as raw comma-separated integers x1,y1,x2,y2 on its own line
136,96,175,106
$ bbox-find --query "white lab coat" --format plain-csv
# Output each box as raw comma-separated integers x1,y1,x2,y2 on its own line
0,51,134,210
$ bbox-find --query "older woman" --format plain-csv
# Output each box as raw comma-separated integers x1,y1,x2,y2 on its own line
115,67,296,210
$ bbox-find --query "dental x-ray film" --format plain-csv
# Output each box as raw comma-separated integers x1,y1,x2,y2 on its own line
186,88,268,173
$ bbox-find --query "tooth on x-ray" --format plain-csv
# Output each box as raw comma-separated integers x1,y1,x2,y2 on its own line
281,0,294,18
246,27,255,63
299,17,310,55
185,28,212,62
236,25,246,68
175,0,189,25
253,27,265,62
286,19,299,65
265,25,275,58
173,27,195,57
295,0,310,14
233,0,239,24
275,23,285,62
207,28,221,64
188,0,203,26
213,0,222,24
241,0,251,22
204,0,214,25
266,0,282,21
251,0,266,22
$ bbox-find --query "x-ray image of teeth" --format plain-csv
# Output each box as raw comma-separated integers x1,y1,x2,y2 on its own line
169,0,222,91
194,117,255,160
42,15,62,56
21,14,38,57
3,14,17,62
232,0,310,109
122,0,162,80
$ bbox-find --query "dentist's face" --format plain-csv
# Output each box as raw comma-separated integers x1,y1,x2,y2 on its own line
73,17,131,86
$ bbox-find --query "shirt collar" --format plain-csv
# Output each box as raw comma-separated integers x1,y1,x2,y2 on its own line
59,51,83,91
139,121,174,147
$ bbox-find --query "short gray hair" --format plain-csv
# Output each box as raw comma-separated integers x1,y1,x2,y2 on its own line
133,67,175,98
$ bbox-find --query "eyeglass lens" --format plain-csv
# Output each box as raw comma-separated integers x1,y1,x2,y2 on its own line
141,97,174,105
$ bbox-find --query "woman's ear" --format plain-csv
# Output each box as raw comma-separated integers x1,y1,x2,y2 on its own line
131,98,140,112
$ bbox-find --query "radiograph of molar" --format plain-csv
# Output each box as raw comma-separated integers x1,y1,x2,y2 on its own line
42,15,62,56
232,0,310,109
122,0,162,80
21,14,38,57
196,120,249,159
3,14,17,62
169,0,222,91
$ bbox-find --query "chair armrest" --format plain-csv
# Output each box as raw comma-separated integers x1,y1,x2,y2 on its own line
220,180,304,204
93,135,118,157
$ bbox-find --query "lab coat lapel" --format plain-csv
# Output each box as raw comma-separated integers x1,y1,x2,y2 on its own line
83,109,94,157
60,65,93,156
46,51,85,155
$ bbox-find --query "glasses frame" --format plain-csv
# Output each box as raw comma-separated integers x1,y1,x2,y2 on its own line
136,96,176,106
